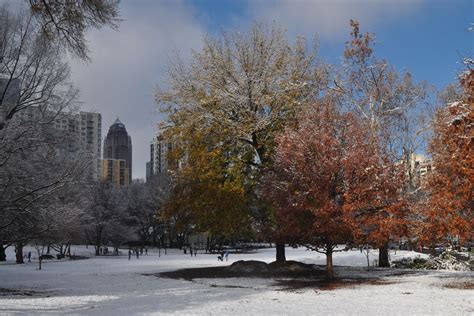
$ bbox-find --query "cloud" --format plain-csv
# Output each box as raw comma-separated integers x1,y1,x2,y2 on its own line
248,0,424,39
70,0,204,179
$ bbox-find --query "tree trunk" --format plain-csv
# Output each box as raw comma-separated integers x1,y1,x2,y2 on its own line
0,244,6,261
38,258,42,270
326,249,334,279
407,239,413,251
364,248,370,269
95,245,100,256
275,242,286,263
378,244,390,267
15,242,24,264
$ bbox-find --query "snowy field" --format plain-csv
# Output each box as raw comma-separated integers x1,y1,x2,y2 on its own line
0,246,472,315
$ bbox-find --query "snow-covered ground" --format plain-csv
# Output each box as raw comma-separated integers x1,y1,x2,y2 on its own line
0,246,472,315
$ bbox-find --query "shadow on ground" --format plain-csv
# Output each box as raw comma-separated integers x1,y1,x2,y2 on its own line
153,260,404,292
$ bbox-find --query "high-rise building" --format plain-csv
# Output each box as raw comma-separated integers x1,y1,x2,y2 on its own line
408,154,432,187
2,78,103,182
145,161,151,181
14,110,102,181
39,110,102,181
78,112,102,181
102,118,132,186
102,158,129,187
148,131,172,180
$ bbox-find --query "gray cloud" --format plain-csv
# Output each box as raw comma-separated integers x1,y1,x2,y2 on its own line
70,0,204,179
247,0,424,39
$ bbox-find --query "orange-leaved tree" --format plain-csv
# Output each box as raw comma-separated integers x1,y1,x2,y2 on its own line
263,100,386,278
344,151,408,267
341,20,426,266
420,70,473,247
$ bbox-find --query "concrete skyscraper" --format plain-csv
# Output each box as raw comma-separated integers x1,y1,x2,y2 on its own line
102,118,132,187
2,76,102,181
147,131,172,181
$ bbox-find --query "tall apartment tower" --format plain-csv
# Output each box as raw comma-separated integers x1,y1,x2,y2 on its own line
148,131,172,181
102,118,132,186
12,109,102,182
77,112,102,181
2,78,102,181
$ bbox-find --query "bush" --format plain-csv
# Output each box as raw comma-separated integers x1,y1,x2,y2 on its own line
392,248,471,271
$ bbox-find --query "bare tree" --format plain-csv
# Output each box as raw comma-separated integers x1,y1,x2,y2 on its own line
27,0,120,61
82,181,129,256
126,178,168,248
48,183,87,258
0,5,86,262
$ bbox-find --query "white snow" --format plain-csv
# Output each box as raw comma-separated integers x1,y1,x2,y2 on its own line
0,246,472,315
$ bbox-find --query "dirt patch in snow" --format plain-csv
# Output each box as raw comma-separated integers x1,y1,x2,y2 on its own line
153,261,406,292
155,266,229,281
155,260,326,281
443,281,474,290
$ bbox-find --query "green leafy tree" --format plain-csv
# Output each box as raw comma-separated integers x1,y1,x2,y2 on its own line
157,24,329,261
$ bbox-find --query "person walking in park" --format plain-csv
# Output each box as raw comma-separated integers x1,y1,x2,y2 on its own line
27,252,31,262
135,248,139,259
128,249,131,260
145,248,148,256
190,247,193,257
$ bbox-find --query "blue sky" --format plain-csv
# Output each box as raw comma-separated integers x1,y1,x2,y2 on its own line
67,0,472,179
189,0,472,88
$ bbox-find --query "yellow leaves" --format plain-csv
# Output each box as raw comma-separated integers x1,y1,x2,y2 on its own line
163,122,251,237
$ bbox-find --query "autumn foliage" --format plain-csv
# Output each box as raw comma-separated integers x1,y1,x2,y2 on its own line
420,70,474,246
263,101,407,276
162,129,252,243
158,20,470,276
